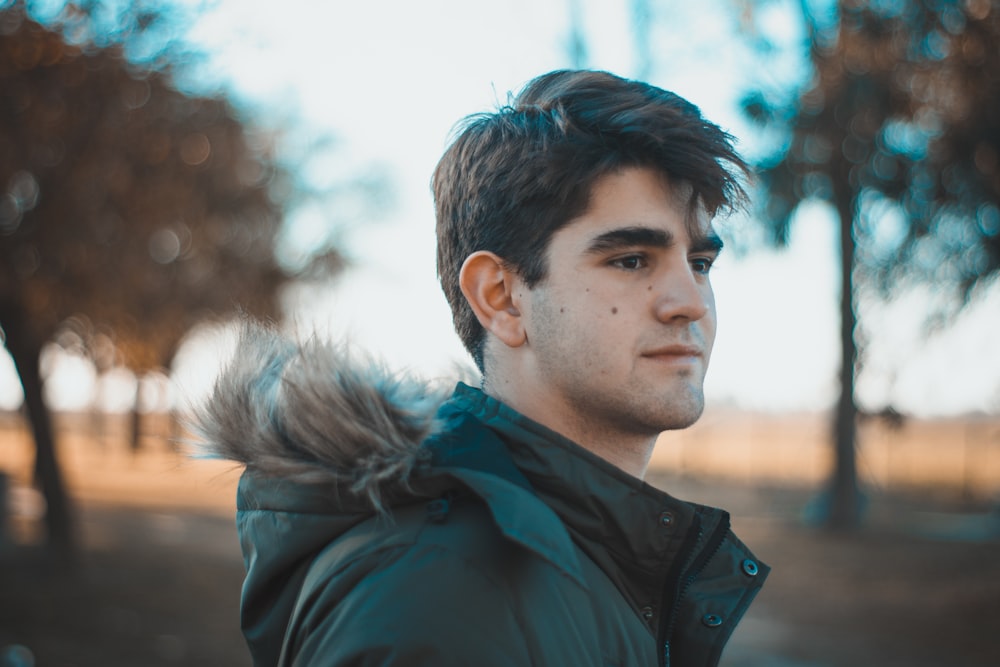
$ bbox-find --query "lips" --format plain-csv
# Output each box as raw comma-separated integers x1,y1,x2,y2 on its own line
642,344,703,359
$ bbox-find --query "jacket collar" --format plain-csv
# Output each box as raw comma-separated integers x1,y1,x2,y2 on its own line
442,383,730,612
423,389,588,587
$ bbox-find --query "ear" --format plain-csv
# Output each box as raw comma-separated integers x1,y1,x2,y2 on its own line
459,251,527,348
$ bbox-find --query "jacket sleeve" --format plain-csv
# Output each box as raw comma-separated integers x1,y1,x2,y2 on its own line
283,542,533,667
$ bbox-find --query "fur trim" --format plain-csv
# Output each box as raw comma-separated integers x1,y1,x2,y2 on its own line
189,321,452,512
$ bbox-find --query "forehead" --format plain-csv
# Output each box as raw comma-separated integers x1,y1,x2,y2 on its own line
561,167,714,244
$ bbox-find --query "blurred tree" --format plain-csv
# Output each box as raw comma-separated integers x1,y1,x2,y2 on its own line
0,1,349,561
566,0,589,68
740,0,1000,528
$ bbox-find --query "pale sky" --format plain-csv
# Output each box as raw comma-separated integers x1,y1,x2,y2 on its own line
2,0,998,416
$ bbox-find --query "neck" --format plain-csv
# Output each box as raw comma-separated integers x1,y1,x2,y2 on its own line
575,435,656,479
482,373,657,480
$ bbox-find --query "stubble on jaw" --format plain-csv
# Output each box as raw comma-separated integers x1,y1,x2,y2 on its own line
525,287,708,443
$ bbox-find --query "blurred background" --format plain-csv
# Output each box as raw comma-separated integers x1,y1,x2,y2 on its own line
1,0,998,665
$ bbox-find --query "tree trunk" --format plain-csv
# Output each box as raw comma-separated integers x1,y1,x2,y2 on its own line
3,325,76,562
130,375,143,455
566,0,588,68
825,188,863,530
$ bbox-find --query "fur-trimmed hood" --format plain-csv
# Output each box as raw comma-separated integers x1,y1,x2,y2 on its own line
191,322,455,511
189,322,472,665
189,322,591,667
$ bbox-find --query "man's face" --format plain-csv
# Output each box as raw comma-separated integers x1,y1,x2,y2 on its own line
513,166,719,446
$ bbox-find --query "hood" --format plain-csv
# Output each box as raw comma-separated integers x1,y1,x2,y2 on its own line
191,321,455,511
190,322,585,666
189,321,456,665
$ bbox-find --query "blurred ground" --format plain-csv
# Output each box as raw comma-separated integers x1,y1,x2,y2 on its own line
1,422,999,666
0,505,246,667
672,477,1000,667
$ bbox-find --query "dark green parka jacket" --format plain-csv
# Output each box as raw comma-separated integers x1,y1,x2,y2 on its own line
198,326,768,667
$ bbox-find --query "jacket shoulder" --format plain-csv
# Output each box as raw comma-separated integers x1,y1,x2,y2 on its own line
280,497,602,666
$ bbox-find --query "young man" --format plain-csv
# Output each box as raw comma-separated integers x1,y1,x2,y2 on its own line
198,70,768,667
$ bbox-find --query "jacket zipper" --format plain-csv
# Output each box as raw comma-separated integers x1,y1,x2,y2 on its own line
656,516,701,667
656,511,731,667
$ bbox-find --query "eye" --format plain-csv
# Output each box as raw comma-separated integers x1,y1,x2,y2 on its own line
690,257,715,275
610,254,647,271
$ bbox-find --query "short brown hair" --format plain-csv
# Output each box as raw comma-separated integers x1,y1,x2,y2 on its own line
433,70,748,371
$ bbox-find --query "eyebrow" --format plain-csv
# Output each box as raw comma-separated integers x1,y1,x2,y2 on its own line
584,225,725,255
692,230,725,255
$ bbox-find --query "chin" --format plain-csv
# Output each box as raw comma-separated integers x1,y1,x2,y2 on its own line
656,392,705,431
658,414,702,432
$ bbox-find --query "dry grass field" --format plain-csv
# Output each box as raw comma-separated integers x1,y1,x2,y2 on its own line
1,408,998,666
656,407,1000,500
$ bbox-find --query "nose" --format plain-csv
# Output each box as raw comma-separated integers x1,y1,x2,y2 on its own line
652,265,712,323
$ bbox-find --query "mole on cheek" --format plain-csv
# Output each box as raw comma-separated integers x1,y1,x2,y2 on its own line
611,307,618,315
647,285,652,291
